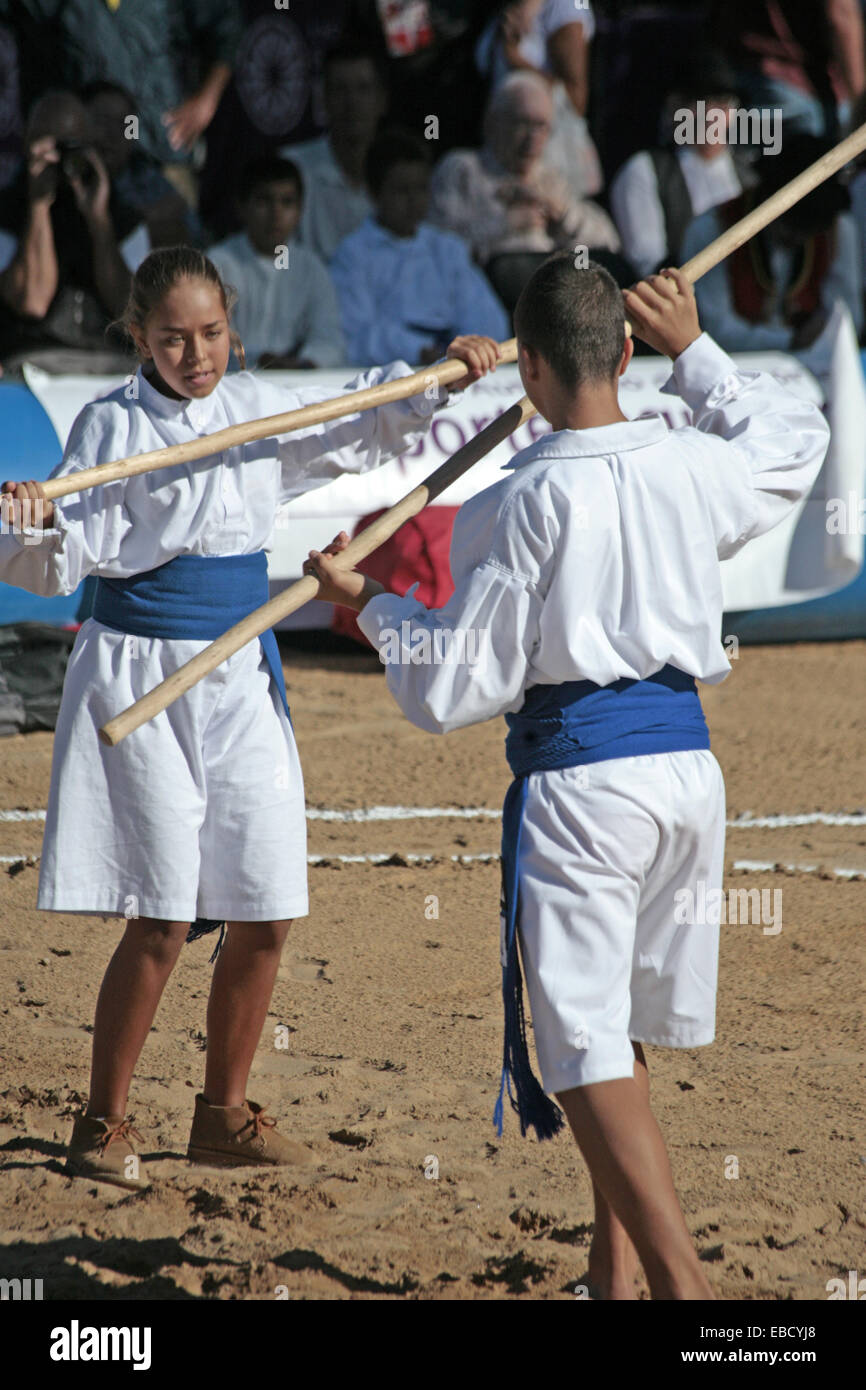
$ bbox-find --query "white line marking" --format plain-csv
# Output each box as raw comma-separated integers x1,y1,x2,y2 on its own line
732,859,865,880
728,812,866,829
6,805,866,827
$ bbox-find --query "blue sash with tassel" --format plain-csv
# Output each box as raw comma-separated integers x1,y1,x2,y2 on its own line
494,664,710,1141
92,551,290,957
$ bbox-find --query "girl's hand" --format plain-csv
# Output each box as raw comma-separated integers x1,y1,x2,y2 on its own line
445,334,502,385
304,534,384,612
0,480,54,531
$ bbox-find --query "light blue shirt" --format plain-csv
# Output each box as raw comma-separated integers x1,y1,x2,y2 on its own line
682,208,864,351
207,232,345,368
330,217,510,367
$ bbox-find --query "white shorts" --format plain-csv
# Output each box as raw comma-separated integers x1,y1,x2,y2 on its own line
516,749,726,1093
37,620,309,923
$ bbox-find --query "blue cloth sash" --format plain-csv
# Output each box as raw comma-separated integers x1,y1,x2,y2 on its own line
92,551,290,720
92,551,290,959
494,664,710,1141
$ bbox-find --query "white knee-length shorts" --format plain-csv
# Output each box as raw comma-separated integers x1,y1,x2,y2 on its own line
516,749,726,1093
37,619,309,923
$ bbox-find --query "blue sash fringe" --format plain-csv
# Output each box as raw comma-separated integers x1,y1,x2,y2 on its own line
92,551,290,955
495,664,710,1141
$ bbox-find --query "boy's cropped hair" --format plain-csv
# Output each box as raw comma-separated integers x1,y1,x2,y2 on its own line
364,127,432,197
514,254,627,392
237,156,304,205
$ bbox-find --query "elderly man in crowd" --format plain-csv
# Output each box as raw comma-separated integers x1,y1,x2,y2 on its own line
428,71,620,311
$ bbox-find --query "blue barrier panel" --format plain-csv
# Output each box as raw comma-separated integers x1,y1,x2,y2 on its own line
0,381,84,625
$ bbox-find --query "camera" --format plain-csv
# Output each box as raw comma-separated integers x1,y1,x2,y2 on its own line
56,139,93,183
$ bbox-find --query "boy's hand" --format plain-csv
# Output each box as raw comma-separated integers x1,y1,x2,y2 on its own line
444,335,502,388
1,480,54,531
303,532,385,612
623,268,701,359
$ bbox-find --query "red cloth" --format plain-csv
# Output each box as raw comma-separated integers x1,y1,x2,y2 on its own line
331,505,458,647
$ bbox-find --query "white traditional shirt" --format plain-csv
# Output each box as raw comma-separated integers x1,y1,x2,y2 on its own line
0,361,442,593
279,135,373,263
610,148,743,278
207,232,345,368
330,217,509,366
0,360,451,920
357,334,830,733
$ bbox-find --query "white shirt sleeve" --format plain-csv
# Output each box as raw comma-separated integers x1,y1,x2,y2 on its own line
665,332,832,556
355,479,554,733
0,405,135,597
609,152,668,278
277,361,451,504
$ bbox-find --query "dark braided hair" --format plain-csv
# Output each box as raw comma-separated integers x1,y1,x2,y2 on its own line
119,245,246,369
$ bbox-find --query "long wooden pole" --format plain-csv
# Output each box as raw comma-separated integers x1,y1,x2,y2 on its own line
39,342,517,502
99,396,536,745
98,117,866,745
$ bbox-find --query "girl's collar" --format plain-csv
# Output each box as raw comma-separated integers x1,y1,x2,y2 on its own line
135,365,223,429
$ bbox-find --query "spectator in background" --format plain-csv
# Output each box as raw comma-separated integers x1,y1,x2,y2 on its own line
207,157,344,369
281,43,388,262
680,135,863,358
198,0,352,242
1,0,242,182
475,0,603,198
330,128,509,366
714,0,866,141
610,49,751,278
429,71,620,312
84,83,200,249
0,91,148,373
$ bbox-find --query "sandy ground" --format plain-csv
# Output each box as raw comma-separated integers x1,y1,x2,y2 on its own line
0,639,864,1301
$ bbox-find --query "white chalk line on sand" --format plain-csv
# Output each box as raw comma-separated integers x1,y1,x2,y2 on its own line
3,851,862,879
4,806,866,828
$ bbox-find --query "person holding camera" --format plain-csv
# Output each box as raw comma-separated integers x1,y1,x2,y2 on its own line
0,91,150,373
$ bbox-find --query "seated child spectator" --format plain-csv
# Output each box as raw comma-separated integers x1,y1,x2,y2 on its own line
330,128,509,366
208,156,344,369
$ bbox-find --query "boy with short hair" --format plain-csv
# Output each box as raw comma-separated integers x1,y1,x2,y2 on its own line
330,128,509,367
208,156,345,369
305,256,830,1299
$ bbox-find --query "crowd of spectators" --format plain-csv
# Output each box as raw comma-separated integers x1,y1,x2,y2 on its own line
1,0,866,376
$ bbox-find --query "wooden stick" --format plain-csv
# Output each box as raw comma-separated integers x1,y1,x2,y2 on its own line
99,395,536,745
680,120,866,283
40,341,517,502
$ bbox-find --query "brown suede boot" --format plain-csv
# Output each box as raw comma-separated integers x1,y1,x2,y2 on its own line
186,1095,312,1168
66,1111,149,1191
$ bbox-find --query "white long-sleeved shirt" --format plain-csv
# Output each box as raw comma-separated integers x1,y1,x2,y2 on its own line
356,333,830,734
207,232,345,368
0,361,446,596
330,217,509,366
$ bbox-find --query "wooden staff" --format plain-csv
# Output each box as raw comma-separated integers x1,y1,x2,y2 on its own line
98,117,866,745
99,396,536,745
39,342,518,502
